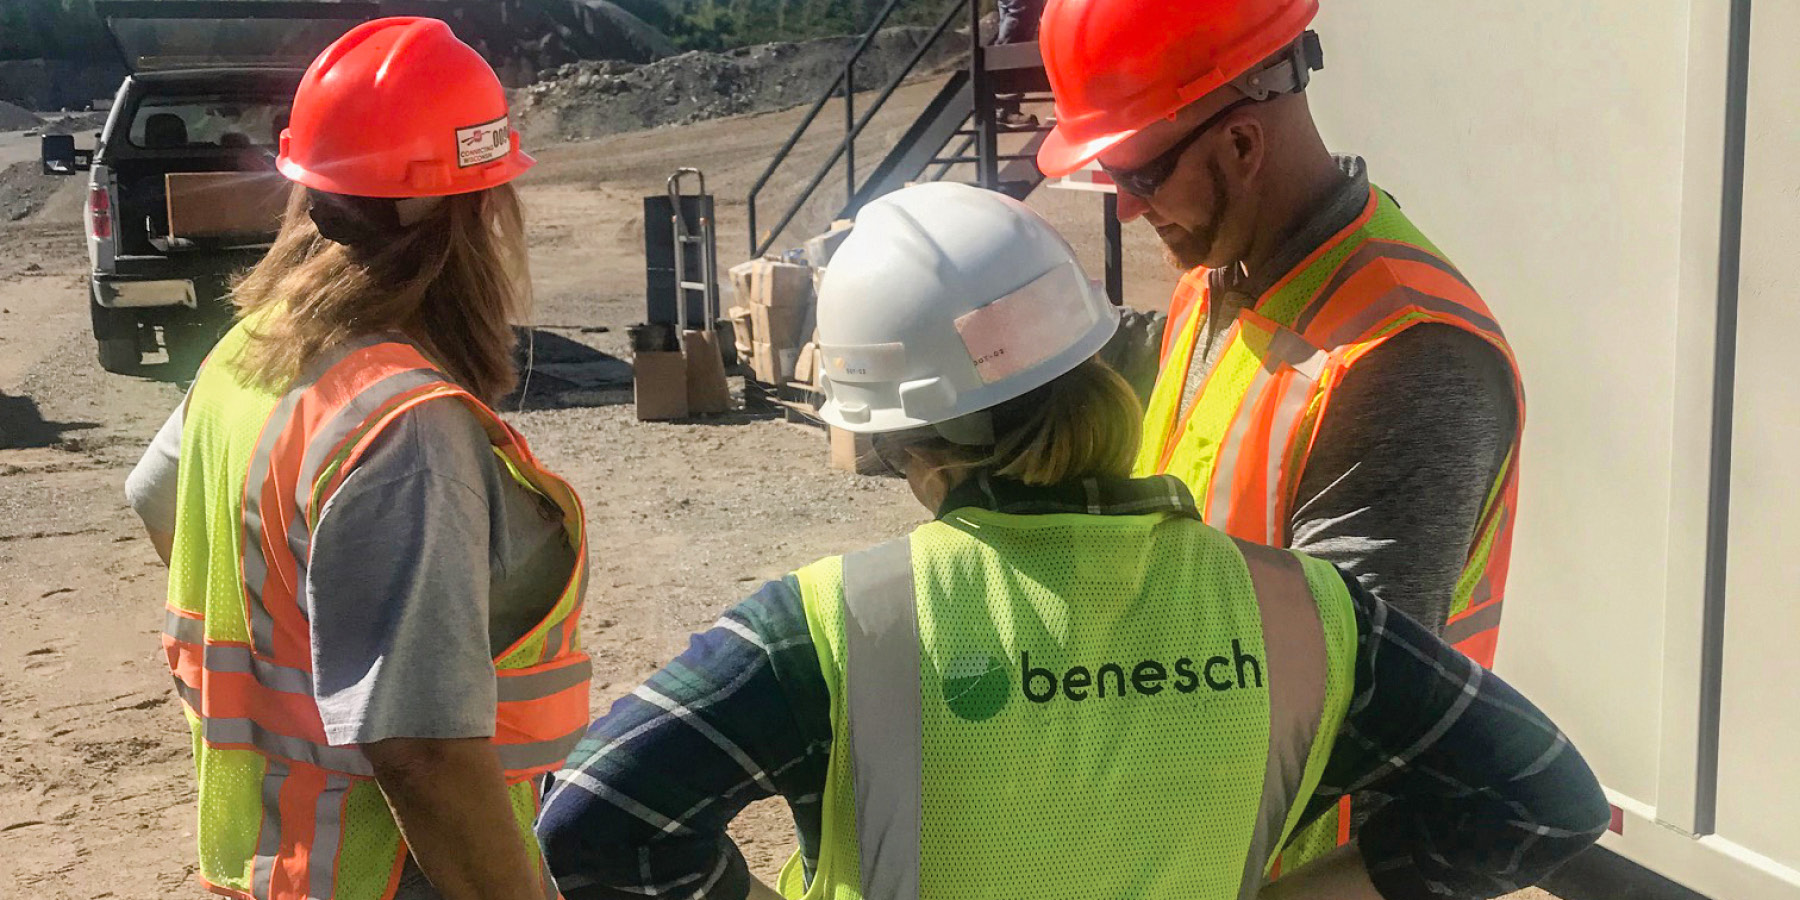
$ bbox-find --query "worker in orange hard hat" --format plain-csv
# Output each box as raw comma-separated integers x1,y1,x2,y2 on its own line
125,17,590,900
1037,0,1525,876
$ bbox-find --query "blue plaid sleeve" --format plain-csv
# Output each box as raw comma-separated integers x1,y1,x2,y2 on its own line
538,576,832,900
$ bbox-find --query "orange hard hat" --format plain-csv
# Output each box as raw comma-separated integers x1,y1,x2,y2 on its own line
277,17,533,198
1036,0,1319,177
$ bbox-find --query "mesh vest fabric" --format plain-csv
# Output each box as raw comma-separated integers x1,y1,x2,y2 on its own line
777,506,1356,899
164,319,587,900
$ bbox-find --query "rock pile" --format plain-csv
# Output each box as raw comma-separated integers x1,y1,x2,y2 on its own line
515,26,966,143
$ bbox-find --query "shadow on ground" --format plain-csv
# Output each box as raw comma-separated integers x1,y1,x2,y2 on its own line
0,392,97,449
509,327,633,410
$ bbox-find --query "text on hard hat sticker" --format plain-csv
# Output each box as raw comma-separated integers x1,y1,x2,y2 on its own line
955,264,1095,384
456,117,512,168
821,342,906,381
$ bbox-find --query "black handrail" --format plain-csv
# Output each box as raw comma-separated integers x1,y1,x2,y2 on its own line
747,0,970,257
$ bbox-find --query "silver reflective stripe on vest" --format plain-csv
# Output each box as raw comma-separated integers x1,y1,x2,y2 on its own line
309,773,353,900
1231,539,1330,898
202,716,376,777
251,758,289,900
840,538,922,900
497,658,594,703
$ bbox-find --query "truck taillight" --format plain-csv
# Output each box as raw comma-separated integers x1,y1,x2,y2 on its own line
87,186,112,240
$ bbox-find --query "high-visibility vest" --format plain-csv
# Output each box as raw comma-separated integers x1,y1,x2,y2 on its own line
775,496,1358,900
1135,186,1523,669
162,319,591,900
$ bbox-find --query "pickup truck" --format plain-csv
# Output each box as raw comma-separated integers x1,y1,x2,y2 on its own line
39,1,371,374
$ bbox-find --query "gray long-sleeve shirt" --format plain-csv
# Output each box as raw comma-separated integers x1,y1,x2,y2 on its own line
1103,157,1517,632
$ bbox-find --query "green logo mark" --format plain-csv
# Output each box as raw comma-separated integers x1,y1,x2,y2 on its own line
942,653,1010,722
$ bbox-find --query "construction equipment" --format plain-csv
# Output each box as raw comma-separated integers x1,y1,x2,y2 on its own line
635,168,730,419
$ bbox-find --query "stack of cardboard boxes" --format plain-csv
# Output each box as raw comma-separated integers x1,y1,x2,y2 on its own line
725,220,882,474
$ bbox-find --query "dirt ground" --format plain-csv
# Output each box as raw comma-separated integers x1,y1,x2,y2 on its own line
0,96,1582,899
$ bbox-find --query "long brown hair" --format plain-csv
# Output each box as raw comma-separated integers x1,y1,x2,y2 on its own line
875,356,1143,486
231,183,530,403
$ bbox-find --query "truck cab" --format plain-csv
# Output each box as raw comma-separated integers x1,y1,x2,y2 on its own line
39,1,371,374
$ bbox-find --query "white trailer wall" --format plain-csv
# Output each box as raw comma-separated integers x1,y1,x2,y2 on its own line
1305,2,1797,898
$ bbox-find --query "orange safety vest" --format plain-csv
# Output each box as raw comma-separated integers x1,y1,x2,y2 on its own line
162,323,590,900
1137,185,1523,667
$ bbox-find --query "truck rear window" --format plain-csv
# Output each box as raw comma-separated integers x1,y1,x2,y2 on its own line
129,97,291,151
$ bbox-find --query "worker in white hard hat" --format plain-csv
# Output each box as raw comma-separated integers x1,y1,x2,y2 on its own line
535,183,1606,900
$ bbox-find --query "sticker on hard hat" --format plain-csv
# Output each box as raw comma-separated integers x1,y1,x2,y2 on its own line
955,264,1094,384
456,117,512,168
821,342,906,381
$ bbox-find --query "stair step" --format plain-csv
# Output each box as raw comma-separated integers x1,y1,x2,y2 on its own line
983,41,1044,71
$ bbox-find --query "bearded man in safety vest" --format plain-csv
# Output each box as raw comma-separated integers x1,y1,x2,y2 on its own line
1037,0,1524,863
1041,3,1521,667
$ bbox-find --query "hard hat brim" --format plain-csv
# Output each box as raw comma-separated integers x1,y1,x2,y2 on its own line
1036,120,1136,179
276,149,537,199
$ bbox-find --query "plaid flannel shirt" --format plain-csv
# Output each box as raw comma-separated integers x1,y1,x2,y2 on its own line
538,474,1608,900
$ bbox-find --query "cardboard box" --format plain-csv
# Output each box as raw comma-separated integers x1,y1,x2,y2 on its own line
803,220,855,268
795,341,818,388
751,303,809,350
728,259,759,310
727,306,754,361
755,260,814,309
750,340,779,385
166,171,290,239
634,351,689,421
830,427,880,475
682,329,733,415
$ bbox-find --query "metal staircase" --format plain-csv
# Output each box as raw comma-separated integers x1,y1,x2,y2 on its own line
745,0,1060,259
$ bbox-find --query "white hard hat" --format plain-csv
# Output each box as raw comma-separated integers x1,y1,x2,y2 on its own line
815,183,1118,438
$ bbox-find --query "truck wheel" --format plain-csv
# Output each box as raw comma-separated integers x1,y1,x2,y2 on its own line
90,302,142,375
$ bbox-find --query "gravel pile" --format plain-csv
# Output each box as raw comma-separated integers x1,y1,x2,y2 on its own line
515,26,966,143
0,100,39,132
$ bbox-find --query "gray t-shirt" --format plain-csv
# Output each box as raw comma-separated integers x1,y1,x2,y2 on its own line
127,397,577,745
1101,156,1517,633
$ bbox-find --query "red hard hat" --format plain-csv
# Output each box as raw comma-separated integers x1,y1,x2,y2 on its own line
278,17,534,198
1036,0,1318,177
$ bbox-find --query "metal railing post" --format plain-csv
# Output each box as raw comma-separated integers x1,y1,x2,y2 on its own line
968,0,997,189
845,68,857,208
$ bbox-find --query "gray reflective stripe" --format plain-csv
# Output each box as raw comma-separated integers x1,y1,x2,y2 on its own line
1291,240,1476,336
242,385,307,657
495,726,587,774
202,716,376,777
309,773,352,900
840,538,922,900
497,658,593,703
1444,598,1504,645
1206,363,1275,526
1258,371,1318,544
1231,539,1329,898
252,758,289,900
164,609,205,645
1266,326,1327,380
1322,285,1502,350
204,645,315,696
292,367,446,524
172,674,201,711
165,609,318,697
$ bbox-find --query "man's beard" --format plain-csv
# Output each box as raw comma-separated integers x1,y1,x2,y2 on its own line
1157,158,1232,272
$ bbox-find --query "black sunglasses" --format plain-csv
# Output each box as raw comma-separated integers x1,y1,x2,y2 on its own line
1098,96,1261,198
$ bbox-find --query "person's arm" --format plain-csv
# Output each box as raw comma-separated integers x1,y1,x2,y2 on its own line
537,578,832,900
305,401,549,900
364,738,541,900
1283,572,1610,900
1288,325,1518,632
125,401,186,565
